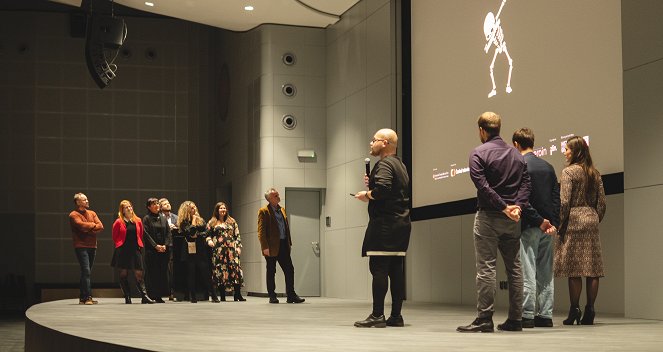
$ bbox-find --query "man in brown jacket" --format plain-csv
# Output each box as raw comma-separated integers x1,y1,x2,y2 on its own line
69,193,104,305
258,187,304,304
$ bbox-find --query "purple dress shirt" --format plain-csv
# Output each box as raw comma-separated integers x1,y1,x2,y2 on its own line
469,135,531,211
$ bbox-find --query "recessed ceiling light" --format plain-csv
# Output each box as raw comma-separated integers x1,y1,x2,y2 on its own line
244,5,254,11
145,2,154,6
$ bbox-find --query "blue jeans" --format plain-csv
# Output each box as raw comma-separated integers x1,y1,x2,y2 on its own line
74,248,96,300
520,226,554,319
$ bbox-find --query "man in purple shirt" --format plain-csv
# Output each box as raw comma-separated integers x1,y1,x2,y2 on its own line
457,112,531,333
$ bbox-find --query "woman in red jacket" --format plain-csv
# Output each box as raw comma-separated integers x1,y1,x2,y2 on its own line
111,200,154,304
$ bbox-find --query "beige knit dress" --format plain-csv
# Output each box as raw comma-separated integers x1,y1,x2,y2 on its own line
554,164,606,278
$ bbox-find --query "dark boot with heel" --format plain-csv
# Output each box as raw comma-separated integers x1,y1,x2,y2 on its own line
563,306,582,325
120,278,132,304
137,282,155,304
234,284,246,301
581,305,595,325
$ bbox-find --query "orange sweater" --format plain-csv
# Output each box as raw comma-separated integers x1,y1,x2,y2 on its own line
69,209,104,248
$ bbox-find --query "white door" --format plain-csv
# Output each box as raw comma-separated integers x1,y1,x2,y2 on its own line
285,189,321,297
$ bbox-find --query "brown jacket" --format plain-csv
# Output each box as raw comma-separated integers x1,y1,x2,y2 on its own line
69,209,104,248
257,204,291,257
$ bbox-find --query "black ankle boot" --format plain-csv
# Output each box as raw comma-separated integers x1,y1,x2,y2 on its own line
210,286,220,303
581,305,595,325
137,282,155,304
120,278,132,304
563,306,582,325
234,284,246,301
218,285,226,301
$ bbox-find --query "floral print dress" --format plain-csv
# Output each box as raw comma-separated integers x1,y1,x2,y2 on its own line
209,220,244,291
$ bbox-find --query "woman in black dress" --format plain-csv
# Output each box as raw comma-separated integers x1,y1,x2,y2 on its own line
111,200,154,304
143,198,172,303
177,201,216,303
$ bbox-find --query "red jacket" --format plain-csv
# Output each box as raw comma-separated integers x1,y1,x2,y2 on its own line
112,218,144,248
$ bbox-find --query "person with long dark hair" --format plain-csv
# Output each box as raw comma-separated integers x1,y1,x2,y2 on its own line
207,202,245,302
554,136,606,325
111,200,155,304
178,201,216,303
143,198,171,303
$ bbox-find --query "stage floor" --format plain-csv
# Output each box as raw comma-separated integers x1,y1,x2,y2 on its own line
26,297,663,352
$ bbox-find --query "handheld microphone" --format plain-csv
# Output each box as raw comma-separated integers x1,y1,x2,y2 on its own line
364,158,371,176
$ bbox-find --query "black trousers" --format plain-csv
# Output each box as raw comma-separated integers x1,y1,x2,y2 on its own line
369,256,405,317
265,238,295,297
186,258,211,296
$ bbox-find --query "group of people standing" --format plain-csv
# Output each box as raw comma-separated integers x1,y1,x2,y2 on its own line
350,119,606,331
457,112,606,332
69,196,245,304
68,117,607,332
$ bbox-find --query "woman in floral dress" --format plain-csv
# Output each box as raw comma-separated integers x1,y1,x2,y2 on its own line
207,202,245,301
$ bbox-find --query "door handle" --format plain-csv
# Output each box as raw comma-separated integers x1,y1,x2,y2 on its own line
311,241,320,257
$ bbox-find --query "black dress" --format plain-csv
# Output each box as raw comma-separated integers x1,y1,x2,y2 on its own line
179,220,212,296
111,220,144,270
143,212,172,297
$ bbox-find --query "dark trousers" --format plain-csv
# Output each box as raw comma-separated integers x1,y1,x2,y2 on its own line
265,238,295,297
186,258,211,296
369,256,405,317
74,247,96,300
145,250,170,298
473,210,523,320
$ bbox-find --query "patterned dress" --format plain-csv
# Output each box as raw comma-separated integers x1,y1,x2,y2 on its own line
554,164,607,278
209,219,244,290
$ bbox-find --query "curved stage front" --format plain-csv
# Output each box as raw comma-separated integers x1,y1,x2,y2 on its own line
25,298,663,352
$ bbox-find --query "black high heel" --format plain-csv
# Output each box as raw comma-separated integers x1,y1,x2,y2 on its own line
581,305,595,325
563,306,582,325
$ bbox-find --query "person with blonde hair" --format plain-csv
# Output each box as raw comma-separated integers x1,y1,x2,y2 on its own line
111,200,154,304
178,201,216,303
207,202,245,302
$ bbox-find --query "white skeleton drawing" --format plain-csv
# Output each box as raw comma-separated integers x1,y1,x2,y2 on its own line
483,0,513,98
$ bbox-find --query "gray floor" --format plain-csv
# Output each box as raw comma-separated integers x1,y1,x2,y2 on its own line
0,312,25,352
21,297,663,352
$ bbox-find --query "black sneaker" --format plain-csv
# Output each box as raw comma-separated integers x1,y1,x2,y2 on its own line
386,315,404,327
534,316,553,327
497,319,523,331
522,317,535,328
457,317,494,332
269,296,279,304
354,314,387,328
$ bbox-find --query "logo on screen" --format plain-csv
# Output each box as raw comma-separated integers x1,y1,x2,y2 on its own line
484,0,514,98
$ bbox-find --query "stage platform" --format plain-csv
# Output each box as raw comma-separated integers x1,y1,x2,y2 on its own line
25,297,663,352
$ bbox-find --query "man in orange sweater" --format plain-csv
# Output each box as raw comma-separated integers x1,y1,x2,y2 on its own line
69,193,104,305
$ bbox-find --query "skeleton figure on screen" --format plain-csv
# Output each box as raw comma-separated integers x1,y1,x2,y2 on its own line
483,0,513,98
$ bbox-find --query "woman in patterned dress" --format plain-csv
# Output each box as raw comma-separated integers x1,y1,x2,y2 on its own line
554,136,606,325
206,202,245,301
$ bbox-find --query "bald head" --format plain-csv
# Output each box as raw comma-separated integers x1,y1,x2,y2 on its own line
375,128,398,146
370,128,398,158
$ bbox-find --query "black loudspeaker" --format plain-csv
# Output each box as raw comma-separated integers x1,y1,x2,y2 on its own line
85,15,126,89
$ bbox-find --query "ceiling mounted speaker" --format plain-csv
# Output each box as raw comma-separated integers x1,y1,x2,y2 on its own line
85,14,127,89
